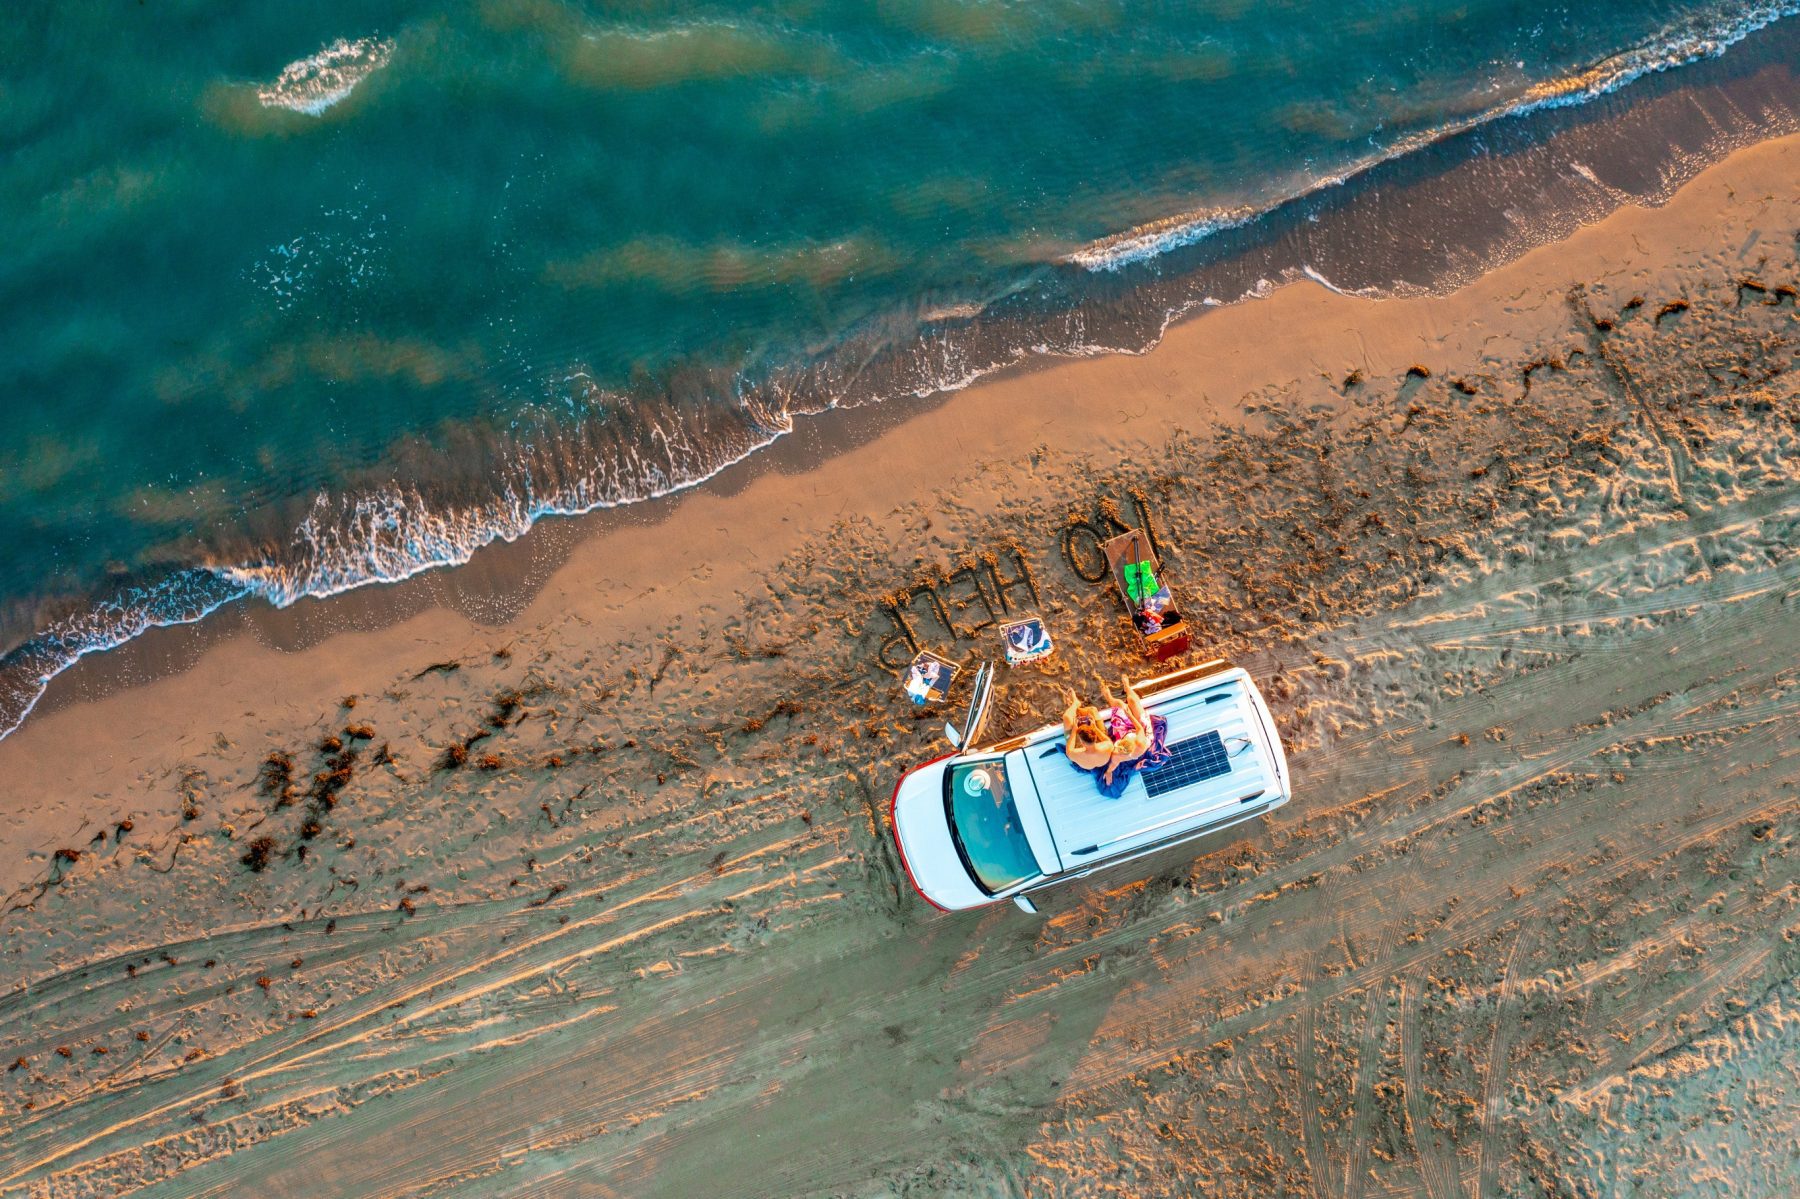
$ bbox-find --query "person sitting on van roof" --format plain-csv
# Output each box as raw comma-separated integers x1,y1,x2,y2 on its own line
1062,676,1171,798
1061,688,1117,774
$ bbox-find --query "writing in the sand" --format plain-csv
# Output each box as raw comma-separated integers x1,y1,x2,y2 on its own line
1057,488,1165,584
873,549,1041,670
870,489,1166,670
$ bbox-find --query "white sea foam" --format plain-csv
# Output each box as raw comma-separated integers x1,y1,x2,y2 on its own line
1064,207,1255,272
257,37,395,116
1300,265,1383,298
0,573,250,743
213,420,785,608
919,301,990,323
1067,2,1800,274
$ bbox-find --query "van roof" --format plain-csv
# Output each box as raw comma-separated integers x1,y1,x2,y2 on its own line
1010,670,1278,869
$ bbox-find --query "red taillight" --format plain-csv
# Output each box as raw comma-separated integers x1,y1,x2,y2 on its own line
888,753,955,912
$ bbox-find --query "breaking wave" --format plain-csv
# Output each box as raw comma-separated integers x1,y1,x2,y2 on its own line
256,36,396,116
214,406,791,607
0,572,251,743
1068,1,1800,272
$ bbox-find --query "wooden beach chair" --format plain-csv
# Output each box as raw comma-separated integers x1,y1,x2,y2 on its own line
902,649,959,706
999,616,1054,666
1102,529,1189,661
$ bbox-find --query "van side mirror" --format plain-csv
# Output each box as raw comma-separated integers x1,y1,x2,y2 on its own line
1011,893,1039,914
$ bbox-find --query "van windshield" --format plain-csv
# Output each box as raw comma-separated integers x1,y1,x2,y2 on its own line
942,758,1040,894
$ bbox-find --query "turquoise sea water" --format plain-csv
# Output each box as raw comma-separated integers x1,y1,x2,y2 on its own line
1,0,1795,735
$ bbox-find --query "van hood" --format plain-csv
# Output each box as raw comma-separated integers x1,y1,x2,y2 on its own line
892,762,991,911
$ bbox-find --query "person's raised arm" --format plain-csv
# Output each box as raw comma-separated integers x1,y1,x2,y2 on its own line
1121,674,1151,730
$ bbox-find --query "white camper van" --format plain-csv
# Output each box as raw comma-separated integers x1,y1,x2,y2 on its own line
890,660,1289,913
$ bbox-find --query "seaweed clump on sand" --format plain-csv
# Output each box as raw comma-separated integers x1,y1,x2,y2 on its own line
240,836,278,872
259,751,297,806
310,744,357,811
436,684,545,771
278,734,362,853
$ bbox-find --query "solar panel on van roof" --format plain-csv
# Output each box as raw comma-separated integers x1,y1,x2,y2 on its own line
1141,730,1231,799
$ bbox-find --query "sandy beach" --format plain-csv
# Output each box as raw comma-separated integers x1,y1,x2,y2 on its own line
2,127,1798,1196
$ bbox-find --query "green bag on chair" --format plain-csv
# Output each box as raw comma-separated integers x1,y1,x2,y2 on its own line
1122,560,1160,604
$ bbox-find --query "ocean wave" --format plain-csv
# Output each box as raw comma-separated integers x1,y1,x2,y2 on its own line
1067,1,1800,273
256,37,396,116
1063,207,1256,272
543,234,899,295
0,572,250,743
1511,1,1800,114
212,425,785,608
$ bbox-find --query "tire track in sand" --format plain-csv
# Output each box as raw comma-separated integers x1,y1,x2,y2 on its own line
1343,921,1397,1199
1475,920,1538,1198
1296,864,1352,1199
1400,972,1457,1199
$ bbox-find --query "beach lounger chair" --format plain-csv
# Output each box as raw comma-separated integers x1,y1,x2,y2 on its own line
903,650,959,705
999,616,1054,665
1102,529,1189,661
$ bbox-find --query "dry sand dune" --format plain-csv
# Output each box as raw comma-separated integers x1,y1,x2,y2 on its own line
1,136,1797,1197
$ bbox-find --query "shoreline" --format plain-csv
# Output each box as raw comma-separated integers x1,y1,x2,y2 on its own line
3,12,1798,737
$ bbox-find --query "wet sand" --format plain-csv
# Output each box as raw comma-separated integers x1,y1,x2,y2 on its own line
1,133,1798,1197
